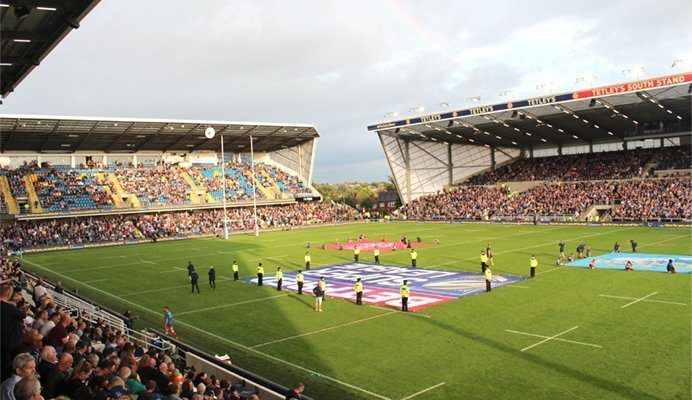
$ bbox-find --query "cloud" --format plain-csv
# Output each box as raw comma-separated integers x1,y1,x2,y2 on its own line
1,0,690,183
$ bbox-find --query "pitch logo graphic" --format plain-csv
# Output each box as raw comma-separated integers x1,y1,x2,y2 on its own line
247,263,527,311
568,253,691,273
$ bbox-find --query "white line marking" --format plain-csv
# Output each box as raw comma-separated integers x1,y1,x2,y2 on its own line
250,311,397,349
122,284,191,296
536,266,563,276
620,292,659,309
640,235,690,248
504,284,530,289
159,267,188,274
520,326,579,352
17,258,393,400
176,294,289,316
598,294,687,306
369,305,432,318
506,329,602,349
401,382,446,400
428,226,634,271
83,278,108,284
140,259,156,265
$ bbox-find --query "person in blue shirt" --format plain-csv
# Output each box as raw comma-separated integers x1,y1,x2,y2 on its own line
163,307,177,338
666,259,676,274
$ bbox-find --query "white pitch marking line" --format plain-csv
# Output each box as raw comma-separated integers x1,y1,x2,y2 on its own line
519,326,580,352
400,382,446,400
599,294,687,306
83,278,108,284
250,311,397,349
620,292,659,309
536,266,564,276
176,294,289,316
121,284,191,296
506,329,602,349
140,259,156,265
504,284,530,289
17,258,392,400
159,267,188,274
369,305,432,318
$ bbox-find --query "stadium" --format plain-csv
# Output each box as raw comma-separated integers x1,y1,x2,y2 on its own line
0,1,690,400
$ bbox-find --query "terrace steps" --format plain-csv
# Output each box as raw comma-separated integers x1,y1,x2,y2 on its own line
263,173,289,199
0,175,19,214
181,171,202,204
24,175,43,213
253,176,275,199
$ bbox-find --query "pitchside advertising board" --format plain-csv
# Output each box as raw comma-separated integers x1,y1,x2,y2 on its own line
246,263,527,311
367,72,692,131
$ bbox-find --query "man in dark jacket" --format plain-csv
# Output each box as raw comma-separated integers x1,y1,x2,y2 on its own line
208,266,216,290
1,285,25,380
190,271,200,293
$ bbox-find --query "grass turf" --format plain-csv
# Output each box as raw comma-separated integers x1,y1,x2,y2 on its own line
17,222,691,400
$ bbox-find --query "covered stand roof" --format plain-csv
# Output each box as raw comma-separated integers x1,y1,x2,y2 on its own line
0,115,320,153
1,0,101,97
367,72,692,149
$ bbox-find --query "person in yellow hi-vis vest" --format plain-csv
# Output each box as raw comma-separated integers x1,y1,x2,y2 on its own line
354,246,360,262
373,246,380,264
276,267,283,291
480,251,489,273
232,260,239,281
296,270,304,294
256,263,264,286
354,278,363,305
319,277,326,303
400,280,410,311
410,249,418,267
530,255,538,278
485,267,493,292
304,252,311,270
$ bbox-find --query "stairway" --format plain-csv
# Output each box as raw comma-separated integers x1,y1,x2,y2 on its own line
0,175,19,214
107,173,126,196
108,173,141,208
263,173,288,199
181,171,202,204
24,175,43,213
253,176,275,199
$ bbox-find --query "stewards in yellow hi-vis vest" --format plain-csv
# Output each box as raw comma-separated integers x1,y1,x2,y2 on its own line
354,278,363,305
485,268,493,292
410,249,418,267
256,263,264,286
296,270,304,294
232,260,239,281
354,246,360,262
373,246,380,264
276,267,283,291
400,280,410,312
304,252,311,270
480,251,489,273
530,255,538,278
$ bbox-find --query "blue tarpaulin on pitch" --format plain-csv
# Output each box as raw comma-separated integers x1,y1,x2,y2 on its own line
568,253,691,273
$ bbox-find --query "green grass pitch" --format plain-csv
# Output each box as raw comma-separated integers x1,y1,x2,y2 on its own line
17,223,691,400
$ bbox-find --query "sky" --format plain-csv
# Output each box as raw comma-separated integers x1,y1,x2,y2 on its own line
2,0,691,182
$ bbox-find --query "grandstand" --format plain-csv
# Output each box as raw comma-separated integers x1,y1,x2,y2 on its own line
367,72,692,211
0,114,320,218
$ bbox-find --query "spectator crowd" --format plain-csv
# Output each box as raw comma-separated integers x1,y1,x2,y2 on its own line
1,161,314,214
1,202,357,251
400,177,691,222
0,257,270,400
464,146,689,185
